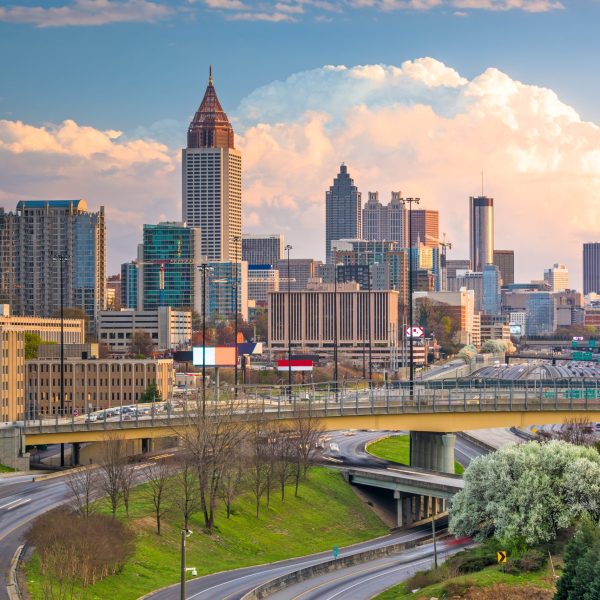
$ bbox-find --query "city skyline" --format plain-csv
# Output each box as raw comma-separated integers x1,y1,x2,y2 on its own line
2,6,600,285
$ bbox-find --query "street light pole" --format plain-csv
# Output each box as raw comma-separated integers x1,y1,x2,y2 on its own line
53,253,68,467
285,245,293,398
232,235,241,397
404,197,420,399
197,264,212,417
367,261,372,383
333,255,338,395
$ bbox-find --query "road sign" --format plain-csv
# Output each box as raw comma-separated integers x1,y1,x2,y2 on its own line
333,545,339,559
405,326,424,338
277,359,313,372
497,551,507,563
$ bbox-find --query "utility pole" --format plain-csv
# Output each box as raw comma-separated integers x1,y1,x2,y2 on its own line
403,197,420,399
333,254,339,397
285,245,293,398
197,264,212,416
231,235,241,398
53,253,68,467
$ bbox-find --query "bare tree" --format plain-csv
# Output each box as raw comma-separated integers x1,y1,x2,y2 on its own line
247,416,270,518
172,452,201,529
130,329,154,357
274,428,296,501
65,466,100,517
292,413,323,497
179,395,247,531
144,459,174,535
120,460,136,517
219,446,245,519
99,434,127,518
538,417,597,446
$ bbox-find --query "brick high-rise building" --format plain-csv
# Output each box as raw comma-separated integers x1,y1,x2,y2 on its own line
182,67,242,261
410,209,439,248
493,250,514,286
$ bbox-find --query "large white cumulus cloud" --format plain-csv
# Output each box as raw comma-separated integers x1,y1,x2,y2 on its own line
1,57,599,284
237,58,600,285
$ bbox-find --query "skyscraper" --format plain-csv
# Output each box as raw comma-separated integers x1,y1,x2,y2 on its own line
182,67,242,261
469,196,494,272
482,264,502,316
410,209,439,248
242,234,284,266
493,250,514,286
120,261,138,309
583,243,600,295
544,263,569,292
362,191,407,246
0,200,106,322
325,164,361,262
138,222,202,312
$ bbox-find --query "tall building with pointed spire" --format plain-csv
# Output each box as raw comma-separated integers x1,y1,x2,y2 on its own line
182,67,242,261
326,164,361,262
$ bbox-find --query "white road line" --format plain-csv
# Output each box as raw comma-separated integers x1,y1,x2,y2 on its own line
0,498,25,510
5,498,31,511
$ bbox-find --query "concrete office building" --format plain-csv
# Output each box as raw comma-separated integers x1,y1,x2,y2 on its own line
247,265,279,305
26,358,175,416
0,200,106,323
0,326,25,423
544,263,569,292
583,243,600,295
242,234,284,266
469,196,494,272
326,164,361,262
98,307,192,354
206,261,248,322
137,222,202,313
449,270,484,312
493,250,514,286
410,209,439,248
276,258,322,292
268,283,399,369
362,192,407,246
182,68,242,262
0,305,85,344
446,259,471,280
107,275,121,310
121,262,138,309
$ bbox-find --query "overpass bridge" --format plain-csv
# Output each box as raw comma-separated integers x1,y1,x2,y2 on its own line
3,383,600,470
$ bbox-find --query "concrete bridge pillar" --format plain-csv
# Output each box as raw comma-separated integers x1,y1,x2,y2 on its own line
0,426,29,471
72,442,81,466
410,431,456,474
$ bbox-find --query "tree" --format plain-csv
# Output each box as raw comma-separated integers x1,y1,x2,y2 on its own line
141,382,162,404
219,446,245,518
120,459,136,516
172,453,200,529
130,329,154,357
292,412,322,497
99,434,127,518
65,467,100,517
144,459,173,535
254,308,268,341
538,418,597,447
555,517,600,600
24,332,55,359
450,440,600,546
247,416,270,518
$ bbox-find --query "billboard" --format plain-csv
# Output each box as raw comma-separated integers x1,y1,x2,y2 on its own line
405,326,424,338
277,359,313,372
509,324,522,336
192,347,237,367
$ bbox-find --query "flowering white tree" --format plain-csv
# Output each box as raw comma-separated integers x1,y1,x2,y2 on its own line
450,441,600,545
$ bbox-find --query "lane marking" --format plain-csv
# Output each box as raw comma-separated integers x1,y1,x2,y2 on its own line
5,499,31,511
0,498,27,510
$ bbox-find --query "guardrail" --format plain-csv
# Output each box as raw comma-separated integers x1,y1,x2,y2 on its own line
17,383,600,435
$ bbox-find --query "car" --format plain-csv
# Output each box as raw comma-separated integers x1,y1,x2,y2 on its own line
85,414,98,422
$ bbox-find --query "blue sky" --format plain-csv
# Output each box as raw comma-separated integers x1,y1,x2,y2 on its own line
1,0,600,283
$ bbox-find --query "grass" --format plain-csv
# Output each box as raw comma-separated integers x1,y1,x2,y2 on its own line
367,435,465,475
26,467,387,600
374,562,556,599
0,464,15,473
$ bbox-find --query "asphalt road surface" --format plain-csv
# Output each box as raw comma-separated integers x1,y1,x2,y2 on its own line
146,522,444,600
267,539,468,600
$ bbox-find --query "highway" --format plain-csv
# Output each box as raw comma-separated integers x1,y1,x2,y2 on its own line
266,539,468,600
0,474,70,600
146,522,444,600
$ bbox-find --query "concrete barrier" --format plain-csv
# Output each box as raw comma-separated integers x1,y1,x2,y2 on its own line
240,533,440,600
456,431,496,454
7,545,24,600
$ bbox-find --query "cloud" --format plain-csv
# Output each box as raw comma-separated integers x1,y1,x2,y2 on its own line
228,9,296,19
203,0,247,9
2,57,599,285
0,119,179,270
233,58,600,285
0,0,174,27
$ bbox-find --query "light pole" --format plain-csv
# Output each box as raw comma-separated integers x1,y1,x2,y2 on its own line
231,235,241,397
403,197,420,398
180,528,192,600
197,264,213,416
333,256,339,394
52,253,68,467
367,261,373,383
285,245,293,398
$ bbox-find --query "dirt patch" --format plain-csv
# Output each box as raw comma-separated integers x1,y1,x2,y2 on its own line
447,583,554,599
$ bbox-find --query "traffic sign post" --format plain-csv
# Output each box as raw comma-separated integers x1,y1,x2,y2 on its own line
497,550,507,563
333,545,339,559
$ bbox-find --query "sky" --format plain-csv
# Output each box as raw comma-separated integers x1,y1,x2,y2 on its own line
1,0,600,287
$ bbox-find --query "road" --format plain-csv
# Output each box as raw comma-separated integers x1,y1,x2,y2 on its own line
0,474,70,600
146,522,445,600
266,539,468,600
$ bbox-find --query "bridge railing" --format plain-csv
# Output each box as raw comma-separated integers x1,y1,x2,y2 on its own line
20,383,600,434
